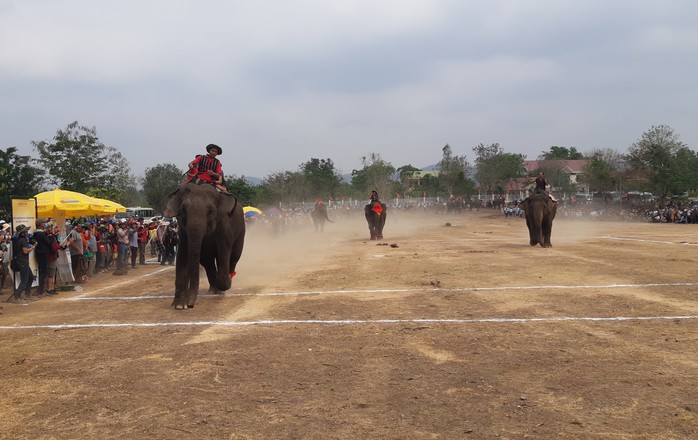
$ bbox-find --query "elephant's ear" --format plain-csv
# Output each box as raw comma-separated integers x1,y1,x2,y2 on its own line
222,195,240,217
164,192,180,217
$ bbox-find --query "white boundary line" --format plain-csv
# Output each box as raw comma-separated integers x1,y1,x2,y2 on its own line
1,315,697,331
65,281,698,301
604,236,698,246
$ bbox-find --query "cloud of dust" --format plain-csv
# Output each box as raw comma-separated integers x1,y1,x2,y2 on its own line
234,211,441,290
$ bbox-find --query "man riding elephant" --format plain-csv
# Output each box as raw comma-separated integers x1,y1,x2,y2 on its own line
365,190,387,240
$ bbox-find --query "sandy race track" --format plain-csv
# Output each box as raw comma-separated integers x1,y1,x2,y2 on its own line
1,209,697,439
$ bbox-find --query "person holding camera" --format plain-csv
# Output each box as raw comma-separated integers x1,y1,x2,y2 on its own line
9,224,36,302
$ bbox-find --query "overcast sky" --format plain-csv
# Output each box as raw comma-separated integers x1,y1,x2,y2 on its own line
1,0,696,180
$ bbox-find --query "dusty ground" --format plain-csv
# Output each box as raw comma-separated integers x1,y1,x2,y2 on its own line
1,210,697,439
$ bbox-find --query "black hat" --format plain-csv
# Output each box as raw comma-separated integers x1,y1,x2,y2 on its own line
206,144,222,155
15,224,29,234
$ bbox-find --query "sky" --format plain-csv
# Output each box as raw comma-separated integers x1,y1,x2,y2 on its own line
1,0,697,180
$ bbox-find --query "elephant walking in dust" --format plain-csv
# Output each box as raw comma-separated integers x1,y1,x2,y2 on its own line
164,184,245,309
520,191,557,248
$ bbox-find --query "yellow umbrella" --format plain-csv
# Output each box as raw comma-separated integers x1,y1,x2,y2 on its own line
93,197,127,214
35,189,107,217
243,206,263,217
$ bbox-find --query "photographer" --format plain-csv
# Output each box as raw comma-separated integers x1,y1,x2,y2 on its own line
9,224,36,302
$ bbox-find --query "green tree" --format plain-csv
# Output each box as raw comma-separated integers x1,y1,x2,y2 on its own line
226,176,257,206
261,170,307,205
473,143,525,194
580,148,623,195
142,163,183,213
626,125,693,202
538,146,584,160
350,153,395,199
301,158,342,199
33,121,134,201
0,147,45,219
437,144,470,197
395,164,421,198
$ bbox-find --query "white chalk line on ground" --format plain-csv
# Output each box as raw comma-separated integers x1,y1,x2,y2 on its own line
2,315,697,331
604,236,698,246
70,265,174,298
65,281,698,301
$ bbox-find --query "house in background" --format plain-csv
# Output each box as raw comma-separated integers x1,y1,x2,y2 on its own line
500,160,590,202
523,159,589,193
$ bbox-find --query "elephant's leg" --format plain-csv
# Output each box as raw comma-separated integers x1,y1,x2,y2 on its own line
376,211,386,239
201,254,220,295
542,218,553,247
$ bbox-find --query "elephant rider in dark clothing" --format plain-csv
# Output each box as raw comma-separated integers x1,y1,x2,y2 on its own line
528,172,557,202
185,144,227,192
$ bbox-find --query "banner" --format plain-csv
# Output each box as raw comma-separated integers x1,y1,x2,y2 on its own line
10,197,38,289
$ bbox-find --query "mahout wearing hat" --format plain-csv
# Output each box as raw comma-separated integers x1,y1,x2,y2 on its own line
206,143,222,155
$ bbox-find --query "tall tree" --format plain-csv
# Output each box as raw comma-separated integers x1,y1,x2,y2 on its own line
350,153,395,199
395,164,421,198
261,170,306,205
580,148,623,195
626,125,693,202
301,158,342,199
33,121,134,201
0,147,44,219
538,146,584,160
226,176,257,206
437,144,470,197
473,143,525,194
142,163,183,213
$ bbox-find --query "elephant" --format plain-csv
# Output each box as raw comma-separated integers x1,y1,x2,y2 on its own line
310,201,334,232
520,191,557,248
164,183,245,309
365,200,387,240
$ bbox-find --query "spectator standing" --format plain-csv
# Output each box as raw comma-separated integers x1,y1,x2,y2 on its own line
68,223,84,282
137,224,148,265
9,225,36,302
128,221,139,269
114,220,129,275
33,218,52,296
83,223,98,276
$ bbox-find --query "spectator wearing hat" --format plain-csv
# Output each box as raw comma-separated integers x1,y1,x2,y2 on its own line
9,224,36,302
185,143,224,187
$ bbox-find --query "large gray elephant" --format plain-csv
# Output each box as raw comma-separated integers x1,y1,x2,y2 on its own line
164,183,245,309
365,200,387,240
520,191,557,248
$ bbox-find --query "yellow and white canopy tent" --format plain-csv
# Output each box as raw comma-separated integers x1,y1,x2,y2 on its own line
32,189,126,285
35,189,125,218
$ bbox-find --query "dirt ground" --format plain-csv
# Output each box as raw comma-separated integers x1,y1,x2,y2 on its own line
1,209,697,439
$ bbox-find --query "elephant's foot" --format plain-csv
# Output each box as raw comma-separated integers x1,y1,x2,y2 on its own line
370,236,376,240
529,241,538,246
376,234,383,240
173,302,187,310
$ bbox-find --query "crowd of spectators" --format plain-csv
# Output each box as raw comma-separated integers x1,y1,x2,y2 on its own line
1,216,179,304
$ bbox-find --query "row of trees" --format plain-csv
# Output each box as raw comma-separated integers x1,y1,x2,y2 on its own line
1,122,696,219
